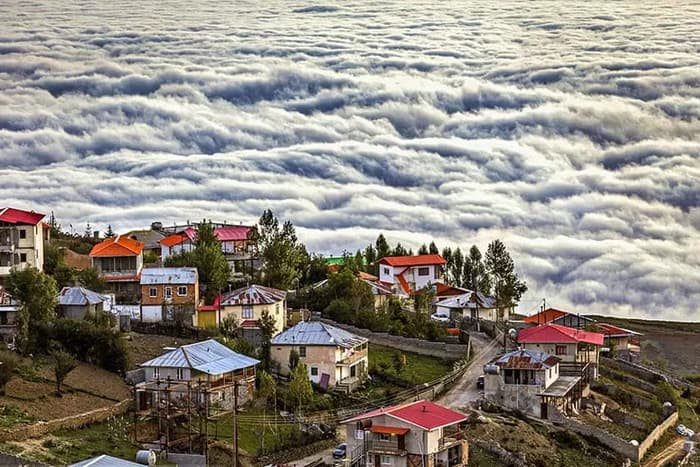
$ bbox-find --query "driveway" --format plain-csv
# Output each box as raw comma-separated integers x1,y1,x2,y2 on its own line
438,331,503,410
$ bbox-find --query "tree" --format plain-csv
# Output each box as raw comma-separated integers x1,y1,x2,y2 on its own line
428,241,439,255
288,349,300,371
258,369,277,410
0,351,19,396
449,247,464,287
83,223,93,240
220,314,239,339
375,234,391,260
258,309,277,371
288,362,313,413
363,243,377,275
392,242,409,257
104,225,115,238
78,267,106,293
464,245,491,294
256,210,306,291
485,240,528,317
193,220,231,304
417,244,429,255
53,350,77,396
6,268,58,354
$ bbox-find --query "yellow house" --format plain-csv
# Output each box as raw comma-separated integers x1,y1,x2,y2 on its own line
196,284,286,334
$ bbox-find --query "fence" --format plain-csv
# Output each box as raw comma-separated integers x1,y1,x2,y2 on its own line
320,319,468,360
0,399,131,442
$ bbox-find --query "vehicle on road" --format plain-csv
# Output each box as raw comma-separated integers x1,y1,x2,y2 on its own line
476,375,485,390
430,313,450,323
333,443,347,459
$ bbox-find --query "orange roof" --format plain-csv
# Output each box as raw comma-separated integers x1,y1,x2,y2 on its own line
397,274,411,295
357,271,378,281
89,235,144,257
524,307,568,324
160,233,187,248
371,426,410,435
377,254,447,267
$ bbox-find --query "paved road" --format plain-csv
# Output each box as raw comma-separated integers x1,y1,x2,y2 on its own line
438,331,503,411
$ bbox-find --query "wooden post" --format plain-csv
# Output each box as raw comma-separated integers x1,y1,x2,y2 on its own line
233,380,240,467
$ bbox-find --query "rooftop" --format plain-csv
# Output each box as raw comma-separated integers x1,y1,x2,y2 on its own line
0,207,45,226
140,267,198,285
435,291,496,309
595,323,642,337
538,375,581,397
377,254,447,267
58,287,106,306
490,349,560,370
220,284,286,306
89,235,144,257
518,323,604,346
70,455,144,467
271,321,367,348
344,399,466,431
140,339,259,375
523,307,568,325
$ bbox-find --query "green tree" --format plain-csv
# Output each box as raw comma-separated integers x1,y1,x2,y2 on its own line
77,267,106,293
428,241,439,255
417,244,429,255
0,351,19,396
375,234,391,260
192,220,231,304
83,223,93,240
485,240,528,317
257,210,306,290
288,362,313,413
392,242,409,256
464,245,491,294
53,263,75,289
258,369,277,411
220,314,239,338
363,243,377,276
6,268,58,354
258,309,277,371
53,350,77,396
288,349,300,371
449,247,464,286
104,224,115,238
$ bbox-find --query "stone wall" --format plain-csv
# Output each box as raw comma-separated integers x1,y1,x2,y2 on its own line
319,319,468,360
0,399,131,442
638,411,679,460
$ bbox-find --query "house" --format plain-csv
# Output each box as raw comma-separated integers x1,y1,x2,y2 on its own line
362,278,393,310
89,235,144,303
517,323,604,379
160,223,260,277
140,267,199,324
0,287,19,343
271,321,368,392
70,454,144,467
57,286,107,320
377,255,446,296
524,307,596,329
434,291,504,322
483,349,588,419
594,323,642,359
343,399,468,467
136,339,259,410
123,223,167,261
0,207,47,281
203,284,286,337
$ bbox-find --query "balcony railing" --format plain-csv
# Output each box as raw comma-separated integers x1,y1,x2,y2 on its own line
367,440,407,456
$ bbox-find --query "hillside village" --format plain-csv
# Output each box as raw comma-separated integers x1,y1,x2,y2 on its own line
0,205,698,467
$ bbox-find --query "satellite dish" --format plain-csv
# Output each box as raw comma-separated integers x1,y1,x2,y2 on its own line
508,328,518,340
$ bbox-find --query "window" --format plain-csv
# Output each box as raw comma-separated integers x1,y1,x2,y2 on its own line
176,368,184,380
149,288,157,298
381,455,391,465
19,230,26,239
355,429,364,440
153,368,160,380
20,253,27,263
165,287,172,299
383,267,390,276
242,305,253,319
220,391,226,401
299,346,306,358
276,303,280,315
417,267,430,276
379,433,390,441
555,345,567,356
177,286,187,296
310,367,318,376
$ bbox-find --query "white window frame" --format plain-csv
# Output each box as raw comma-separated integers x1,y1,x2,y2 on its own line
165,287,172,299
379,433,390,442
19,253,27,263
177,286,187,296
381,455,391,465
555,345,567,356
149,287,157,298
383,267,390,275
417,267,430,276
153,368,160,380
310,367,318,376
242,305,254,319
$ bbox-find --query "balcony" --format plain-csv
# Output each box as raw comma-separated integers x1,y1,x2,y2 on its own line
438,431,465,450
367,440,407,456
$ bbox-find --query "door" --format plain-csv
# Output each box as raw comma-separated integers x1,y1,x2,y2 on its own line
374,455,380,467
398,435,405,451
541,401,548,419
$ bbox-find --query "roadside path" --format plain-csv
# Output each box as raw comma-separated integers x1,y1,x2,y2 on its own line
438,331,503,410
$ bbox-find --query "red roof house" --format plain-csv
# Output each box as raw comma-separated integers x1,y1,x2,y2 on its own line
377,255,447,296
90,235,144,257
0,207,45,225
518,323,604,346
377,254,447,267
524,307,568,325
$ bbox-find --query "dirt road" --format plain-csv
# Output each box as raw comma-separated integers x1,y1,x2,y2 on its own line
438,332,503,410
642,437,684,467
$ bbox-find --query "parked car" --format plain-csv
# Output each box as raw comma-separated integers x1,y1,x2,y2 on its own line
333,443,347,459
476,375,485,390
430,313,450,323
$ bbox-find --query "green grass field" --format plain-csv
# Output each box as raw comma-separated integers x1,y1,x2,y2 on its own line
368,344,454,385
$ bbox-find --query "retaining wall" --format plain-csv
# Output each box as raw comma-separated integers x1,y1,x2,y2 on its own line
0,399,131,442
319,319,468,360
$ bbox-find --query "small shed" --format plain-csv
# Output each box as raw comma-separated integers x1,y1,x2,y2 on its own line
57,287,106,320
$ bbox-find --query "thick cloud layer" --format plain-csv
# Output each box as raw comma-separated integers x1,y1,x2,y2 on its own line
1,1,699,320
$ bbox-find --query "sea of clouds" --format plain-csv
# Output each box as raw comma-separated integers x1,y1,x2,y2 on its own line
1,0,699,319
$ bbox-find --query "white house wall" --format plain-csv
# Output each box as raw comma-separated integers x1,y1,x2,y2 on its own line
141,305,162,322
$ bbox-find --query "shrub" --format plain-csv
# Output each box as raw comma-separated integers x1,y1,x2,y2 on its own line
0,351,20,395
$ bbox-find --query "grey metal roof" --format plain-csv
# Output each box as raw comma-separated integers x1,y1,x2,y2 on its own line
57,287,106,306
271,321,367,348
435,291,496,309
220,284,286,306
69,455,143,467
140,267,198,285
139,339,259,376
490,349,560,370
122,228,166,250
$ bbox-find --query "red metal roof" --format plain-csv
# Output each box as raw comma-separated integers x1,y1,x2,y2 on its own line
524,308,568,324
240,320,259,328
215,226,251,242
0,207,45,225
518,323,604,346
377,254,447,267
397,274,411,295
344,400,466,431
89,235,144,257
370,426,410,435
595,323,641,337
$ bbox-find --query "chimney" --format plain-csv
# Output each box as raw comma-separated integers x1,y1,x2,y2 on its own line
422,405,426,412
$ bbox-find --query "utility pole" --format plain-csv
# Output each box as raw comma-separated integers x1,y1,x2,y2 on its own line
233,381,239,467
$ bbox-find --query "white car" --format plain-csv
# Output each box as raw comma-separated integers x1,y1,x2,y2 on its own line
430,314,450,323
